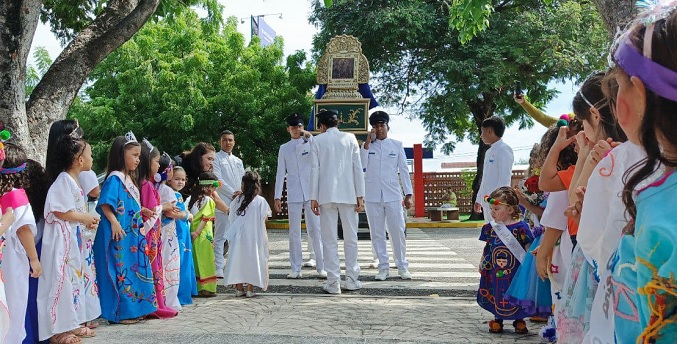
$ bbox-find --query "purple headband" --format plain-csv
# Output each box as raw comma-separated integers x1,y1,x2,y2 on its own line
614,38,677,102
0,162,27,175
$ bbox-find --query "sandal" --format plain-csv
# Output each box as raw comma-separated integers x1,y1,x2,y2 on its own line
83,321,99,329
197,290,217,297
50,333,81,344
70,326,96,338
117,318,141,325
489,320,504,333
513,319,529,334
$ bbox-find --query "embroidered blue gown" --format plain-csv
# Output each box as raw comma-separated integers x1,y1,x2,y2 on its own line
610,171,677,343
93,174,157,322
175,191,197,304
477,221,534,320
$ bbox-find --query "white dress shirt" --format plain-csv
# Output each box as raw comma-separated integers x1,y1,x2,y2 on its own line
475,139,514,203
213,150,245,203
275,136,313,203
360,137,413,203
310,127,365,205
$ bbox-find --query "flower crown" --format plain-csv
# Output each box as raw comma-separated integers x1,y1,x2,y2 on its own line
199,179,222,188
484,195,509,206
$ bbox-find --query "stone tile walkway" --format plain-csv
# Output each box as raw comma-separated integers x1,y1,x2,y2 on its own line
87,294,544,343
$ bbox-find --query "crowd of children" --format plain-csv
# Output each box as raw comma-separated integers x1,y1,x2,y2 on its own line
0,125,270,344
476,3,677,343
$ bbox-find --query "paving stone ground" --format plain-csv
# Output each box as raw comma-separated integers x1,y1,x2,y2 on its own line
87,294,545,343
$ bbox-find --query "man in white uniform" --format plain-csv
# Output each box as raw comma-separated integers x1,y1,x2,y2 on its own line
474,116,514,223
274,113,326,279
213,130,245,278
310,109,365,294
361,111,413,281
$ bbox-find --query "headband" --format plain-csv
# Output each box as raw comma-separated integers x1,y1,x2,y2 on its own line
577,90,595,108
0,162,27,175
484,195,510,206
198,180,222,188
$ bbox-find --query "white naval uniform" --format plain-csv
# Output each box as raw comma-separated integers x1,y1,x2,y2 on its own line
361,137,413,270
310,127,365,286
475,139,514,222
213,150,245,277
275,136,323,273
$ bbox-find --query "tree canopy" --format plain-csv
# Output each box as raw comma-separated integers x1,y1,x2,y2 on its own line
69,8,316,182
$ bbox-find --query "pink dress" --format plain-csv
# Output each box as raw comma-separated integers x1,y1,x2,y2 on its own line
140,180,178,318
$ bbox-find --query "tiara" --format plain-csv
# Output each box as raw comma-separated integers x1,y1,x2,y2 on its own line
125,131,138,145
142,138,155,151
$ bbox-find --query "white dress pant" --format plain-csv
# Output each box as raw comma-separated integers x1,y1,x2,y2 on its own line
288,201,323,272
214,204,231,277
365,200,408,270
319,203,360,284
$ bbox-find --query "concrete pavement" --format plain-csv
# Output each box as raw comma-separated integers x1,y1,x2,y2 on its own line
87,294,545,343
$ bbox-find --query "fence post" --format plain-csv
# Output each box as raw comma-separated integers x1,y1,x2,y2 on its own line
414,144,424,217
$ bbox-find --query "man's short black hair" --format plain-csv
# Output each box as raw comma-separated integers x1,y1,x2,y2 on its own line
317,109,339,128
220,130,234,137
480,117,506,138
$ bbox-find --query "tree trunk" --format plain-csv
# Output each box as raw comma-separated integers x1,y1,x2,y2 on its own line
0,0,41,157
592,0,636,37
1,0,161,164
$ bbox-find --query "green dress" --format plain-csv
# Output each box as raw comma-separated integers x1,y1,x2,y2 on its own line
189,196,217,293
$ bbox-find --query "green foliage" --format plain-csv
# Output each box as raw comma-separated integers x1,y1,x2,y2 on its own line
25,47,53,97
310,0,607,153
447,0,495,44
458,169,476,199
69,9,316,181
40,0,223,43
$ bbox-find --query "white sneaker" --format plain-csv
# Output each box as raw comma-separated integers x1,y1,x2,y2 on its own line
287,271,302,279
398,268,412,280
317,270,328,279
303,259,316,268
374,269,389,281
246,290,256,298
344,276,362,291
235,289,246,297
322,281,341,294
368,259,379,269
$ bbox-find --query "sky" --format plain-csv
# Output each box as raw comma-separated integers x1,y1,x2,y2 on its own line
29,0,580,172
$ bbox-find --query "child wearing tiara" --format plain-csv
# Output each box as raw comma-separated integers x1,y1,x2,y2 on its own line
93,133,157,324
477,186,533,334
223,171,270,298
37,136,100,343
604,4,677,342
188,172,221,297
0,142,43,344
169,166,197,304
156,152,182,311
139,140,178,318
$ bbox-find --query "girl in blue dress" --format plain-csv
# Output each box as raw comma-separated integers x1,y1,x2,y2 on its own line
605,5,677,343
477,186,534,334
93,133,157,324
169,166,197,305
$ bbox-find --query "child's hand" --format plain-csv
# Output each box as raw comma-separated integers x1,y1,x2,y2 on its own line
535,247,551,281
191,231,199,240
29,258,42,278
575,131,594,158
589,138,621,165
188,213,194,222
514,187,528,206
111,221,126,241
140,207,155,219
553,126,577,151
81,213,100,229
2,207,15,226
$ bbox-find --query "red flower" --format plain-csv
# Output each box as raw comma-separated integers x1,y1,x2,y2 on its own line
525,175,541,193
